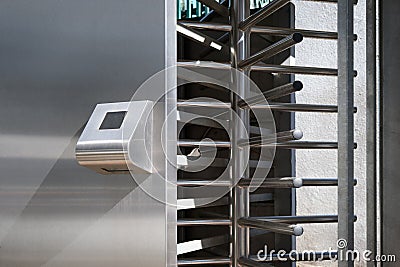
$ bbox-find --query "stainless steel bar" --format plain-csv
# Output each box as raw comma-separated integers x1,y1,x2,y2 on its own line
337,0,355,265
239,81,303,107
238,217,303,236
254,215,341,224
238,33,303,69
177,179,231,186
238,257,274,267
251,25,357,40
273,141,357,149
253,103,357,113
178,258,231,266
366,0,377,264
230,0,250,265
238,177,303,188
252,64,357,77
197,0,229,17
339,0,357,256
178,139,231,147
180,21,232,31
239,0,290,31
177,219,232,226
302,178,357,186
179,140,357,149
258,81,303,101
239,129,303,147
177,100,230,108
177,61,359,77
178,100,358,113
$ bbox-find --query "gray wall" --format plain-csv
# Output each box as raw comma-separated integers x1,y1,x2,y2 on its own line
0,1,175,266
380,1,400,265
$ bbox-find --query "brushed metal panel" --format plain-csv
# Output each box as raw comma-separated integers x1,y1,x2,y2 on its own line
0,0,176,266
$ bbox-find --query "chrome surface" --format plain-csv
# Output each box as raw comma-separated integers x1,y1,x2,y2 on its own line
238,217,303,236
238,33,303,69
177,219,232,226
75,101,154,174
230,1,251,260
238,81,303,106
239,0,290,31
238,177,303,188
177,60,358,76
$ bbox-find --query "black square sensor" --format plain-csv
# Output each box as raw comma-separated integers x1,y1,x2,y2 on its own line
99,111,127,130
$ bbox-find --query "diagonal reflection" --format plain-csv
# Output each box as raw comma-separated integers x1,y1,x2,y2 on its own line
0,129,137,267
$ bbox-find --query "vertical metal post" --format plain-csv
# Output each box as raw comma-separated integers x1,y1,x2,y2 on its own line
366,0,377,265
337,0,355,266
230,0,250,265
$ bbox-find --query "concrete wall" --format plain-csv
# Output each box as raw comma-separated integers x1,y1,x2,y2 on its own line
293,1,366,266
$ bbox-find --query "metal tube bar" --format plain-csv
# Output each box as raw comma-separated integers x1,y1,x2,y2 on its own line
239,81,303,107
178,140,357,150
251,25,357,40
238,217,303,236
366,0,377,264
337,0,355,265
178,258,231,266
177,61,358,77
238,33,303,69
230,0,251,264
253,103,357,113
258,81,303,101
177,100,230,108
178,139,230,148
302,178,357,186
238,177,303,188
238,129,303,147
197,0,229,17
251,64,358,77
180,21,232,31
239,0,290,31
177,179,231,186
254,215,341,224
274,141,357,149
177,219,231,226
177,100,357,113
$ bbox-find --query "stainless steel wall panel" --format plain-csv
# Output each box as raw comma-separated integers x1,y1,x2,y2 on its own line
0,0,176,266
